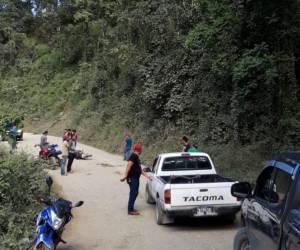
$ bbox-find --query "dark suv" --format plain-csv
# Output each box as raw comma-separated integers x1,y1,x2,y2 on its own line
231,152,300,250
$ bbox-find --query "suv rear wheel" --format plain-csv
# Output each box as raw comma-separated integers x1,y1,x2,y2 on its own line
234,227,251,250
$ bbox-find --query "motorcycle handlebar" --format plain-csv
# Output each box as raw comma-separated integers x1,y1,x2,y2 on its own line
73,201,84,208
37,196,52,206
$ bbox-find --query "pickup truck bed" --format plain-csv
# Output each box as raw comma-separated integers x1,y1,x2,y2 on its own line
160,174,233,184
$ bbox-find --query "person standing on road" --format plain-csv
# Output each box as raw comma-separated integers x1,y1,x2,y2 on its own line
40,130,48,148
61,138,69,176
71,129,78,147
67,137,76,173
8,123,17,154
62,129,67,141
63,129,72,141
123,132,132,161
120,143,151,215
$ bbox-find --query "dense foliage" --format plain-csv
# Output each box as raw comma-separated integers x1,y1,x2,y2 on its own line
0,0,299,179
0,152,48,250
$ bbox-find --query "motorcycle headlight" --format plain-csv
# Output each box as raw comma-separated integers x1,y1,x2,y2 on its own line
50,210,63,230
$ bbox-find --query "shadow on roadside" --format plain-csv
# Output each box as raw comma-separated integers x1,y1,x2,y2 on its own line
166,215,242,231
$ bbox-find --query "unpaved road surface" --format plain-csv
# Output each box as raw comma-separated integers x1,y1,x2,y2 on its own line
17,133,238,250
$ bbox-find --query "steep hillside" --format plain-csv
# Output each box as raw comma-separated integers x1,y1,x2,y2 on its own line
1,0,300,180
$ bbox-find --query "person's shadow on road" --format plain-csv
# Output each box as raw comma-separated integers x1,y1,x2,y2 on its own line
166,215,241,232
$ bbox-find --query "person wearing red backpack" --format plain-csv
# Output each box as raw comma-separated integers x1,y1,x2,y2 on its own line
71,129,78,147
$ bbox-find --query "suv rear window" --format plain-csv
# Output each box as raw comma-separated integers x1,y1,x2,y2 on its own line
162,156,212,171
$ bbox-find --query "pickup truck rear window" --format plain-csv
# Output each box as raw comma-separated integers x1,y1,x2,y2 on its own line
162,156,212,171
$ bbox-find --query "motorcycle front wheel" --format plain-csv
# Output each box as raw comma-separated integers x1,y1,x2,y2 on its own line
37,243,52,250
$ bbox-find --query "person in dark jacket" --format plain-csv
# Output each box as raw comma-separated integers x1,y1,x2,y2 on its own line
120,143,151,215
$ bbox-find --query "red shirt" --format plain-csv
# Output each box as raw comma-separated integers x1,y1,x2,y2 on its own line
72,133,78,141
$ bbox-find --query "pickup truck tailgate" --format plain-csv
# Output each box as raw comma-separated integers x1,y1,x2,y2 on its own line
170,182,238,207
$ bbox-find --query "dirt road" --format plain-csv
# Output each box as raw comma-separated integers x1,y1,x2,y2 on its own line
18,133,238,250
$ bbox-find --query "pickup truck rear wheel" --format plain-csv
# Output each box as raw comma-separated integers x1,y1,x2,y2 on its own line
155,201,173,225
233,227,251,250
145,184,155,204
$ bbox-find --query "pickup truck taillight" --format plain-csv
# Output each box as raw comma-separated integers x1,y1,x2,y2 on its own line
164,189,171,204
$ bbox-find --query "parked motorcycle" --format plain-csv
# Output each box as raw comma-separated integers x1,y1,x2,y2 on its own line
37,144,61,168
28,177,84,250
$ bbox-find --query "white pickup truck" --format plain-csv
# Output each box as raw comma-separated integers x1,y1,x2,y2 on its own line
144,152,241,225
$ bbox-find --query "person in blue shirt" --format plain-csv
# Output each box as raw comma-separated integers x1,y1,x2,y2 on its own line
123,132,133,161
8,123,17,154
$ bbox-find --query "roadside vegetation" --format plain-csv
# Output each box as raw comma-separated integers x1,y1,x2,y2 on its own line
0,150,49,250
0,0,299,181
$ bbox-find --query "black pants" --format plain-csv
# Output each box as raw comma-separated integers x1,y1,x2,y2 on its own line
67,152,76,172
127,178,140,213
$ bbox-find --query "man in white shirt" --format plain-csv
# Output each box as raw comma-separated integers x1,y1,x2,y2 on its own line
67,138,76,173
61,139,69,176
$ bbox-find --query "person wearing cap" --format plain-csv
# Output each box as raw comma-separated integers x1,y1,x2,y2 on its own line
120,143,151,215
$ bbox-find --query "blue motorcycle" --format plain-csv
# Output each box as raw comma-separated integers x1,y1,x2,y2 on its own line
28,177,84,250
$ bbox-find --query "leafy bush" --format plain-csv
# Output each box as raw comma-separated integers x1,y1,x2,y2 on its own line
0,153,48,250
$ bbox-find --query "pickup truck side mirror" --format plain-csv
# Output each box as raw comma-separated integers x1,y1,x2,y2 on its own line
143,167,152,173
231,182,252,199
